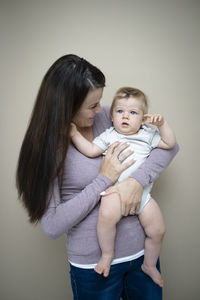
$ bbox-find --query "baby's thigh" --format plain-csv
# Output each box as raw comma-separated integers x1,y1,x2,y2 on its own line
99,193,122,222
138,198,165,234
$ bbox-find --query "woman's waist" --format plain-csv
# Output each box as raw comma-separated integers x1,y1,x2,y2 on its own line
67,213,142,239
66,215,145,265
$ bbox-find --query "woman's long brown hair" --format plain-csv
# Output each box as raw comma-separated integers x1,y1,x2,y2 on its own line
16,54,105,223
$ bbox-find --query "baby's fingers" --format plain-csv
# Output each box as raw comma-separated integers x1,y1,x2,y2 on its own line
144,114,155,124
154,114,161,122
152,115,158,123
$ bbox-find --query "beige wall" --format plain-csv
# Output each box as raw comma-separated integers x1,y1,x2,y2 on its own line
1,0,199,299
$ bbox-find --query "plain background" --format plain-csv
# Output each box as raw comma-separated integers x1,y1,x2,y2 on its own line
1,0,199,299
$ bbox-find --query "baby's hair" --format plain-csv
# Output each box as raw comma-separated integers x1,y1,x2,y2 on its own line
110,87,149,115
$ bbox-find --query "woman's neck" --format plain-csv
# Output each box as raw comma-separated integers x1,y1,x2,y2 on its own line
78,126,94,142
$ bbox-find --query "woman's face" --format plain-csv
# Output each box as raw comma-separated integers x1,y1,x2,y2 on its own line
72,87,103,128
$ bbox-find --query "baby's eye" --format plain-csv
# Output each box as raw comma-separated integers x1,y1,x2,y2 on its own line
131,111,136,115
117,109,123,114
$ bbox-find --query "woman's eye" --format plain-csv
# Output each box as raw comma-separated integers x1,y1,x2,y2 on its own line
90,104,97,109
117,110,123,114
131,111,136,115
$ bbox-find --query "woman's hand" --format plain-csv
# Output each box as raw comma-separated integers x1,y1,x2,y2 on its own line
101,178,143,216
99,142,135,183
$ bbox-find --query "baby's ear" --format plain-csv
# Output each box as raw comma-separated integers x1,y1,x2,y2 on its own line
142,114,149,125
110,113,114,122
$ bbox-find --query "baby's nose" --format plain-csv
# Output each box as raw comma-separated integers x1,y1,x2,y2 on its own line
123,112,129,119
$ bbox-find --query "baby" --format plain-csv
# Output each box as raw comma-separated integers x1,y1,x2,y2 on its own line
70,87,176,287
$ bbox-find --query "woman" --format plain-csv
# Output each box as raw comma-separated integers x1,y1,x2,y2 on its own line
16,54,179,300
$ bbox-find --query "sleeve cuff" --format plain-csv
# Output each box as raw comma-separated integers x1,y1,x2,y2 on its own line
129,170,149,188
96,173,114,189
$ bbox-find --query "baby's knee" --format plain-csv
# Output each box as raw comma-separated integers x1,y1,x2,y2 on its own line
99,207,118,224
147,223,166,241
154,223,166,241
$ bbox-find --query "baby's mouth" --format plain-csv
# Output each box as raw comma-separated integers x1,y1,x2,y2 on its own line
122,122,129,126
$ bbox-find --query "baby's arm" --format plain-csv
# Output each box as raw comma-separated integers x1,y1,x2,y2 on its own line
70,123,104,157
144,114,176,149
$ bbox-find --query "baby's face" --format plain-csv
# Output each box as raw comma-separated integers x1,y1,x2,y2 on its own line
111,97,145,135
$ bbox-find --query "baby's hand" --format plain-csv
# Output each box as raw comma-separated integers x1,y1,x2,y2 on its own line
70,122,78,138
144,114,165,127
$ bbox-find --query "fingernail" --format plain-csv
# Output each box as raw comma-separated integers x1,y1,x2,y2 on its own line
100,191,106,196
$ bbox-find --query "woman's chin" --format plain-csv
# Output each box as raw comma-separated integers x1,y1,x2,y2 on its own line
87,118,94,126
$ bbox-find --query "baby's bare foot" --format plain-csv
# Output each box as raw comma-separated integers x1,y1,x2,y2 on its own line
94,254,113,277
141,264,164,288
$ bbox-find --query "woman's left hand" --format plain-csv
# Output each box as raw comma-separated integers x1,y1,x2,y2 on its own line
101,178,143,216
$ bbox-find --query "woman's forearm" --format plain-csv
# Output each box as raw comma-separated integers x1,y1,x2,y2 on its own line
40,174,113,239
130,143,179,187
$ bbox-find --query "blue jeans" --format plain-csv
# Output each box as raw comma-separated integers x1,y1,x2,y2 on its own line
69,255,162,300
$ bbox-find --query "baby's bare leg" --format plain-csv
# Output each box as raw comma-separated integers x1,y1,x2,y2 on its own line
95,192,121,277
139,198,165,287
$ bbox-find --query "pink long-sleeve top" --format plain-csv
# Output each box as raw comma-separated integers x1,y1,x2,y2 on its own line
40,107,179,264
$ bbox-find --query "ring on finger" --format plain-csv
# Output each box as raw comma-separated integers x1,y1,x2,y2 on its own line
118,155,123,163
130,209,136,215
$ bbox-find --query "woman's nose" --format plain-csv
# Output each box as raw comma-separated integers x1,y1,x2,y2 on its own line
95,104,102,114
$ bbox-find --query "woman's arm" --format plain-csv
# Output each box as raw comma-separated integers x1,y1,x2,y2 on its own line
104,143,179,216
40,174,113,239
40,142,135,239
130,143,179,187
